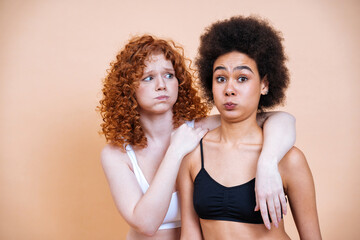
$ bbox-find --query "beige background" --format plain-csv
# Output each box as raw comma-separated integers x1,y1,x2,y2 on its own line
1,0,359,239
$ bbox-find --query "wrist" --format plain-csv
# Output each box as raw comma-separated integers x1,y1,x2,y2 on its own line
166,145,185,162
257,156,279,170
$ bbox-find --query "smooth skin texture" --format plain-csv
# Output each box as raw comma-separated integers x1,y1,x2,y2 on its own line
101,53,296,239
178,51,321,240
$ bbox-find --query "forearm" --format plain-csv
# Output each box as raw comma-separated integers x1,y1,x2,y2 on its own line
131,147,183,235
258,111,296,166
130,123,207,234
254,111,295,228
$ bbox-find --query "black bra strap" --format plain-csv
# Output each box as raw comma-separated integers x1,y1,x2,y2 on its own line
200,138,204,169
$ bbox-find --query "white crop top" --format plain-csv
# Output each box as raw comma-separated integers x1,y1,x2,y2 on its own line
125,120,195,230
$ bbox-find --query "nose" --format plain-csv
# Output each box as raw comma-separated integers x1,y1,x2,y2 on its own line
155,76,166,91
224,80,236,96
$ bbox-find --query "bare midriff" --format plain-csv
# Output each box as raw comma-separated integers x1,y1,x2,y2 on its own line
200,219,290,240
126,227,180,240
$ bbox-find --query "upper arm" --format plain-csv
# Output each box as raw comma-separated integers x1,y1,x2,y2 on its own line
178,149,203,240
257,111,296,162
195,114,220,130
279,147,321,239
101,145,144,227
256,111,295,128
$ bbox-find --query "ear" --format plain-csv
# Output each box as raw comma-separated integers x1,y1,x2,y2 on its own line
260,75,269,95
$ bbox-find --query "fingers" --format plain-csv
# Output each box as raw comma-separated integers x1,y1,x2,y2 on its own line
194,127,208,139
259,199,271,230
172,124,208,150
258,194,286,230
267,198,279,229
254,192,260,212
279,191,287,215
273,196,282,225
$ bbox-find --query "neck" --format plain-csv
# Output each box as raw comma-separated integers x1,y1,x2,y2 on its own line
218,113,263,145
139,110,174,143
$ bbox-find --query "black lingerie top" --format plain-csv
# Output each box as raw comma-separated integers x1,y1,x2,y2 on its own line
193,139,264,224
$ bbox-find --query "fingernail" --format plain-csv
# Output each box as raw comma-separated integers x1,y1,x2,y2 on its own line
267,224,271,230
275,222,278,228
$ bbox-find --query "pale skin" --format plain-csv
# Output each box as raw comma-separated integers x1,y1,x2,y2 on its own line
101,53,296,239
178,51,321,239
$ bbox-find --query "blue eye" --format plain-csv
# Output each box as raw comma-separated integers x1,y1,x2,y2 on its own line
165,73,174,79
238,76,248,82
216,76,226,83
142,76,153,82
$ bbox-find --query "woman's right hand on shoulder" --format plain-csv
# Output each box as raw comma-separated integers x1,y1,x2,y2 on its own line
170,123,208,157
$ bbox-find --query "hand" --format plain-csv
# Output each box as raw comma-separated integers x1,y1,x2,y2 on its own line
254,162,287,230
170,123,208,158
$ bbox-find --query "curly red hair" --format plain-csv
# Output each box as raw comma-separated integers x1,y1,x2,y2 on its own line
98,35,209,150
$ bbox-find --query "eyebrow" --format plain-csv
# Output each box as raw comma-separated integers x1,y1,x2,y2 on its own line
213,65,254,74
164,67,175,72
143,67,175,75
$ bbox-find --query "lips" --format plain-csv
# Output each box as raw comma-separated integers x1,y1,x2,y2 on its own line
224,102,237,110
155,95,169,100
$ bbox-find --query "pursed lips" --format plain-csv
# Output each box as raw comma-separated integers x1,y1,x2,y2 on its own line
224,102,237,110
155,95,169,100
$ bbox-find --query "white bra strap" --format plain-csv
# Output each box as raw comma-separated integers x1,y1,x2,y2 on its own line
126,145,149,191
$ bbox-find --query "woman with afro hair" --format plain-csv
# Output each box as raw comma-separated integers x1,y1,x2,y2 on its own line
178,16,321,239
99,34,296,239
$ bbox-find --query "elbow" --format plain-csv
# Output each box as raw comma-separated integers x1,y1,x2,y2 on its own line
138,228,158,237
141,226,158,237
127,207,162,236
133,222,159,237
286,113,296,144
279,111,296,145
287,112,296,126
279,111,296,125
119,210,160,236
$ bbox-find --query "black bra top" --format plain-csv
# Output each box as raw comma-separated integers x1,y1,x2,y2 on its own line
193,139,264,224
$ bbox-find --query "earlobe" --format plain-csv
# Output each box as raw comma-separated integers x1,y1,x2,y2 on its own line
261,75,269,95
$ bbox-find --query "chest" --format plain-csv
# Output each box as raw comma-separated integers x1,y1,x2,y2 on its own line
131,143,169,184
193,169,263,224
199,144,261,186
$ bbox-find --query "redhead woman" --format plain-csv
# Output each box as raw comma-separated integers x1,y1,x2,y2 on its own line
178,16,321,239
99,35,296,239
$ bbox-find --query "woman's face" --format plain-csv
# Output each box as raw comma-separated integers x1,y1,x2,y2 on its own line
135,53,179,115
212,51,268,122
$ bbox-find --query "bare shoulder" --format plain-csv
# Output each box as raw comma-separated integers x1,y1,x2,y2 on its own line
280,146,307,170
183,143,202,180
101,144,131,171
195,114,220,130
279,146,313,190
184,143,200,166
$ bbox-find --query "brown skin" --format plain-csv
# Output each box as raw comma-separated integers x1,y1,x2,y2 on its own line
178,52,321,240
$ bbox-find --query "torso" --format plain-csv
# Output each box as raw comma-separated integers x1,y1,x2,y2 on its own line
189,131,290,239
126,228,180,240
126,143,181,227
199,220,289,240
123,143,181,239
193,139,264,224
122,120,196,239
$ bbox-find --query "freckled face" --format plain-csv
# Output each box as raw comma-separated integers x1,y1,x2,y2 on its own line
212,51,268,122
135,53,179,115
